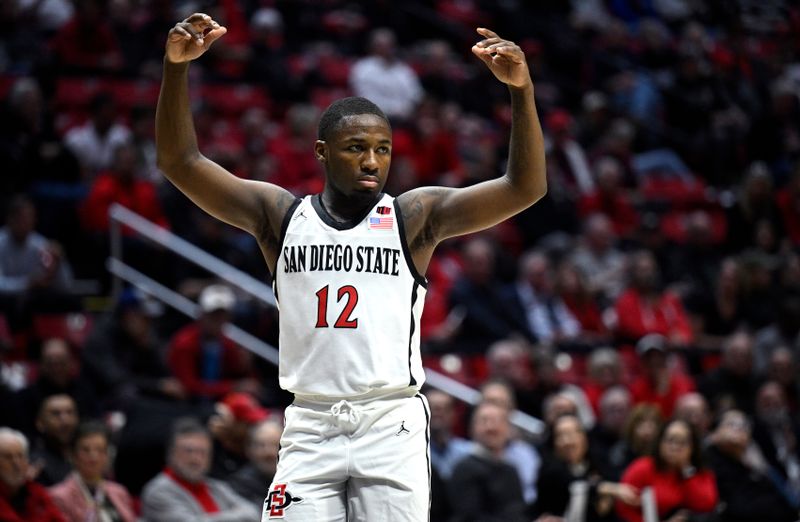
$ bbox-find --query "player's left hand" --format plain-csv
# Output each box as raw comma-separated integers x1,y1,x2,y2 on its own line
471,28,532,89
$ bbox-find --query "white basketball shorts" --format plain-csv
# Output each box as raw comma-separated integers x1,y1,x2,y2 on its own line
261,391,431,521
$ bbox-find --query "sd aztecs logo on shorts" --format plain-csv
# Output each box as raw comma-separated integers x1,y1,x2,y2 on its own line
264,483,303,518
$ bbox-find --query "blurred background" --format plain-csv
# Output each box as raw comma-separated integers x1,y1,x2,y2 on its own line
1,1,800,521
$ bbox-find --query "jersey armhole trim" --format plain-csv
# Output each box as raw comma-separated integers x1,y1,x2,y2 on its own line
273,196,302,302
393,198,428,289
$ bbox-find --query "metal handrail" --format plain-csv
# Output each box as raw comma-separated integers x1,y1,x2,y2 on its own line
108,204,545,437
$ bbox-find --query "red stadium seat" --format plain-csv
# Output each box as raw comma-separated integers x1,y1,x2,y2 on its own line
32,313,94,349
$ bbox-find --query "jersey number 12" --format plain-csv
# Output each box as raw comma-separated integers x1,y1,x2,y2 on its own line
315,285,358,328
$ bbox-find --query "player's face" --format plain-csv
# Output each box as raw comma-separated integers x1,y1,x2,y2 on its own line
317,114,392,198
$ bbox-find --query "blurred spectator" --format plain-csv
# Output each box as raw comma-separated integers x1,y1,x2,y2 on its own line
0,78,82,196
448,237,530,351
753,293,800,373
447,401,527,522
672,393,712,441
349,28,423,120
629,334,695,418
614,252,693,346
63,92,131,177
738,252,780,330
751,381,800,500
226,419,282,510
578,157,639,238
426,388,473,480
208,392,268,479
576,91,612,149
0,428,65,522
545,108,595,197
767,347,800,414
140,417,258,521
666,210,722,296
617,419,718,522
80,141,169,234
13,338,97,437
245,7,297,99
533,414,639,521
513,250,581,345
479,380,542,505
48,421,136,522
725,162,785,253
776,166,800,246
82,288,184,409
698,331,759,415
589,386,633,479
0,196,76,329
555,261,609,341
706,409,798,522
266,104,324,196
49,0,123,74
685,257,746,351
570,214,627,305
167,285,257,401
582,348,626,414
30,393,78,487
486,338,543,417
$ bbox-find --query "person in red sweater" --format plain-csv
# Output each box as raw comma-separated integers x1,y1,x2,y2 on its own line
167,284,258,401
80,142,169,234
578,157,639,238
617,418,717,522
614,251,693,346
0,428,66,522
629,334,695,418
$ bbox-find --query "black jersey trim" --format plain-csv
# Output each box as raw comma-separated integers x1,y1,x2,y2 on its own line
393,199,428,289
415,393,432,520
273,197,302,303
408,282,419,387
311,193,382,231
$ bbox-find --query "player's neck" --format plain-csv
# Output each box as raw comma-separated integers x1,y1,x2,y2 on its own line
320,187,382,223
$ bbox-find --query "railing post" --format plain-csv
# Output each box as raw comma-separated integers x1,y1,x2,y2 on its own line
109,203,123,300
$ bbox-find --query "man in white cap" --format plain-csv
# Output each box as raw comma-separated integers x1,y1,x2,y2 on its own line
167,284,260,401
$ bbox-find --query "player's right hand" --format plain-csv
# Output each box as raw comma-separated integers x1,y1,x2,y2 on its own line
165,13,227,64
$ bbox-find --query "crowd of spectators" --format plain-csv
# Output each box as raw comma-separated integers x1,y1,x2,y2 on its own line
1,0,800,520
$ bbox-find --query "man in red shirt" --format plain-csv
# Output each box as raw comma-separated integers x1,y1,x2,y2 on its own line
630,334,695,418
0,428,66,522
167,284,258,401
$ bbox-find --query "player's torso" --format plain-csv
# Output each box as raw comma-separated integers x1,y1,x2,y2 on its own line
274,194,427,398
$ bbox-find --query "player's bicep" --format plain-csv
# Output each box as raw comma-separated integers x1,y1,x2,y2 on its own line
428,177,540,241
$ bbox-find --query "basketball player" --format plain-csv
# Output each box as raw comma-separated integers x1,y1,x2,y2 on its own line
157,13,546,521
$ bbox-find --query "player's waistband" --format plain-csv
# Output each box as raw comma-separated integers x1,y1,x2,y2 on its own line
292,387,419,409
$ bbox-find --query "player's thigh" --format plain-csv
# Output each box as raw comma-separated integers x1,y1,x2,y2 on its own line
261,405,348,521
348,395,431,521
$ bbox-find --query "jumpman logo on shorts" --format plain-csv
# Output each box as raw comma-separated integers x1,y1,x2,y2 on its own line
396,421,410,436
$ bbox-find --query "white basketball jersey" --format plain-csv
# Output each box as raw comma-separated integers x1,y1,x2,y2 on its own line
274,193,427,398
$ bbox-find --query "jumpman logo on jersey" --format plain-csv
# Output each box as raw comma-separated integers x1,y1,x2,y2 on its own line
396,421,410,436
294,209,308,221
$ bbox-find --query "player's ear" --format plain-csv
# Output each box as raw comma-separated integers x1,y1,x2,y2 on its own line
314,140,327,164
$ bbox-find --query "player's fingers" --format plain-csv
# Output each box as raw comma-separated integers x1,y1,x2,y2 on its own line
203,25,227,46
476,27,500,39
169,25,193,42
178,22,206,46
484,41,516,52
491,46,523,63
183,12,211,24
475,37,503,48
471,44,494,65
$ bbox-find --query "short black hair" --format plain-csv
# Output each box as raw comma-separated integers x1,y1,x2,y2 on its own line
317,97,390,141
70,421,110,451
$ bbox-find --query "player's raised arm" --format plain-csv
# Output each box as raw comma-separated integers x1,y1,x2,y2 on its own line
156,14,294,266
397,28,546,255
